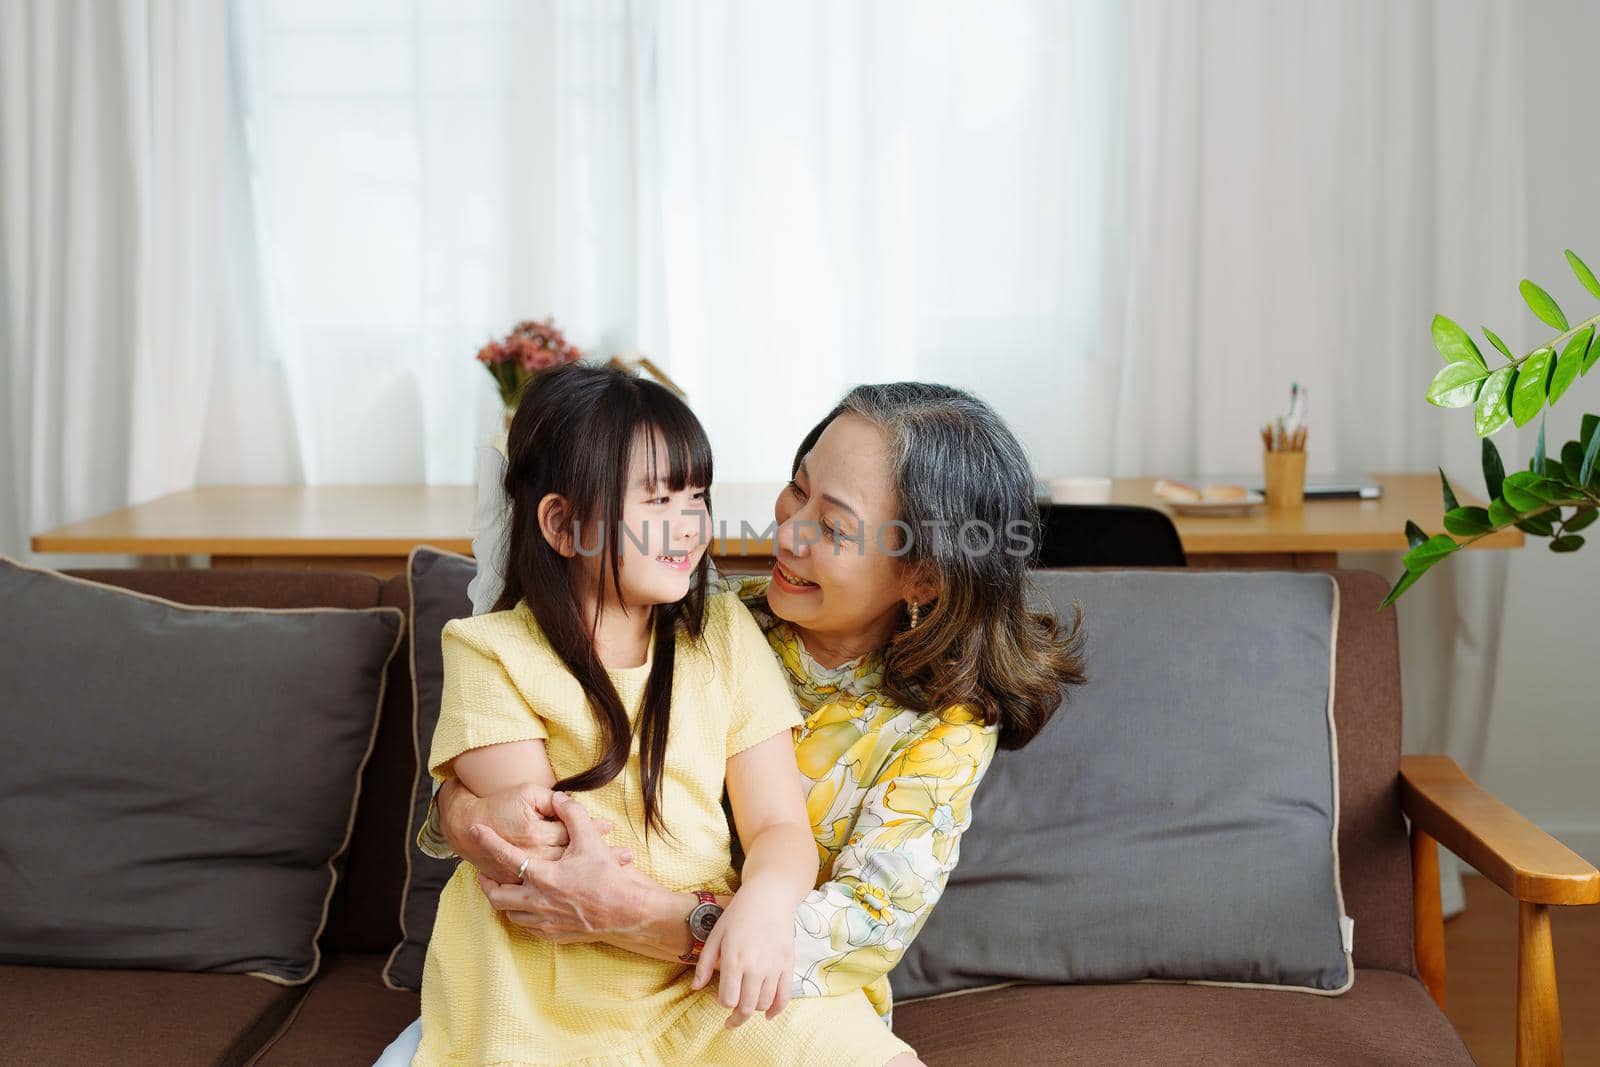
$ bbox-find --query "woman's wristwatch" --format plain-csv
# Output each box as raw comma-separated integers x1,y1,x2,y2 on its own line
677,891,723,964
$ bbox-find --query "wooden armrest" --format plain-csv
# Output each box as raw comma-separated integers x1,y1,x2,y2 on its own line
1400,754,1600,905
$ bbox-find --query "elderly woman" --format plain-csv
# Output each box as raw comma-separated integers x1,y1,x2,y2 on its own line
376,382,1085,1065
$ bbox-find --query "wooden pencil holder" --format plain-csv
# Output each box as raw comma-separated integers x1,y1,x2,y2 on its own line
1263,449,1306,512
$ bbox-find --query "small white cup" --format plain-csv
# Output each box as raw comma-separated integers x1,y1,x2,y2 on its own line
1048,476,1113,504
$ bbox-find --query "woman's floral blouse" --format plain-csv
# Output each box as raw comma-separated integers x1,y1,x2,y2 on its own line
418,573,999,1027
727,574,999,1025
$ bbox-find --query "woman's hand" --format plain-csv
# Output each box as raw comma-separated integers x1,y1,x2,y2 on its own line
692,882,795,1026
475,792,651,944
439,778,626,883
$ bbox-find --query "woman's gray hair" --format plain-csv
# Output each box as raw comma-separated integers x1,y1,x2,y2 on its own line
792,383,1085,749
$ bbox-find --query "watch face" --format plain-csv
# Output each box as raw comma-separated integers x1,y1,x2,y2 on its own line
689,901,724,940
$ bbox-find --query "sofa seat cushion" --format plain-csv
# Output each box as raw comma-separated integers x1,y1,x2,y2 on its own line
252,954,420,1066
0,962,303,1067
893,969,1471,1065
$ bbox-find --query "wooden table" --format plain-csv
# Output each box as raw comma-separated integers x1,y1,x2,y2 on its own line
31,473,1522,578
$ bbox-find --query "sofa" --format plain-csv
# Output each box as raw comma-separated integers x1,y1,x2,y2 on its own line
4,563,1594,1066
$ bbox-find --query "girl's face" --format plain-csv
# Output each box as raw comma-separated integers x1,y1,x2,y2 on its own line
548,428,710,614
768,414,931,654
609,429,709,611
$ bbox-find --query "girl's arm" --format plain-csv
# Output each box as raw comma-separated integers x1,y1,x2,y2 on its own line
470,732,814,987
690,729,817,1024
444,739,556,812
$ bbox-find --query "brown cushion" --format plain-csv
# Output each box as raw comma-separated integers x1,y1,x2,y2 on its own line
251,954,420,1066
0,962,304,1067
894,969,1470,1065
1,557,403,985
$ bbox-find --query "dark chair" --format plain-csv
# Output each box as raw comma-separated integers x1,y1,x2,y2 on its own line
1033,503,1187,567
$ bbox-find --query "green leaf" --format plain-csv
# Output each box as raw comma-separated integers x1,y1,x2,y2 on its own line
1482,326,1515,361
1534,478,1572,502
1510,348,1553,427
1488,497,1519,527
1583,414,1599,452
1533,418,1547,475
1506,472,1567,504
1550,326,1592,405
1567,506,1599,533
1427,361,1489,408
1404,520,1429,549
1475,365,1516,436
1438,467,1460,512
1502,471,1545,511
1431,314,1487,368
1582,420,1600,486
1566,249,1600,301
1520,279,1569,330
1561,440,1588,483
1544,452,1572,485
1517,514,1556,537
1379,568,1422,610
1406,532,1460,567
1585,329,1600,376
1443,506,1493,536
1483,437,1506,500
1403,533,1459,573
1551,534,1586,553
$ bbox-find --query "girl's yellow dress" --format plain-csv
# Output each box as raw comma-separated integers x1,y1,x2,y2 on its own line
414,589,912,1067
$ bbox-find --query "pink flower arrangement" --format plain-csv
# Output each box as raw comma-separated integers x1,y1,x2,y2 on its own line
477,318,583,408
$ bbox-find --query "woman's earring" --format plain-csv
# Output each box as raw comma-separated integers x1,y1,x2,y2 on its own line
907,600,921,629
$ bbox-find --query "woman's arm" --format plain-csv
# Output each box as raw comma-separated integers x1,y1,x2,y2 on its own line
471,733,813,973
475,712,999,1010
434,775,626,878
789,715,998,1002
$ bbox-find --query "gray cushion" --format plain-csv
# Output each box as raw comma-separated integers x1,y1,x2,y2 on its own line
0,555,403,985
383,546,476,991
892,569,1352,999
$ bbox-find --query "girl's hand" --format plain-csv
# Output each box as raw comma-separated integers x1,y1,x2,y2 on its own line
692,883,795,1026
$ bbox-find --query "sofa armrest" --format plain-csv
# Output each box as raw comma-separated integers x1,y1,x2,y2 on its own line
1399,754,1599,905
1408,755,1593,908
1401,755,1597,1065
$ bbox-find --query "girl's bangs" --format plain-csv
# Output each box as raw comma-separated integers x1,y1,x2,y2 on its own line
637,393,713,493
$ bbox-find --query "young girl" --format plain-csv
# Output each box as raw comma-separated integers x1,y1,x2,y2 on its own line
413,365,914,1066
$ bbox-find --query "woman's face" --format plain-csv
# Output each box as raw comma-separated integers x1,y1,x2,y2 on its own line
767,414,930,655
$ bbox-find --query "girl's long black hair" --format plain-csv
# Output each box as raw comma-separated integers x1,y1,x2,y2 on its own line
492,363,714,835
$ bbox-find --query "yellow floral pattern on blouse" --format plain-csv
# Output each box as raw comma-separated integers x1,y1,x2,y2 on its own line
722,574,999,1026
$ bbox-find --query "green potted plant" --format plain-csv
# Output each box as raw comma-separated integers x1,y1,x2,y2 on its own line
1386,250,1600,607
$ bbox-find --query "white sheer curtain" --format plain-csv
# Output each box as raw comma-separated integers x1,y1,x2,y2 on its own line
651,0,1119,482
230,0,659,485
230,0,1119,485
1096,0,1526,915
0,0,234,564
